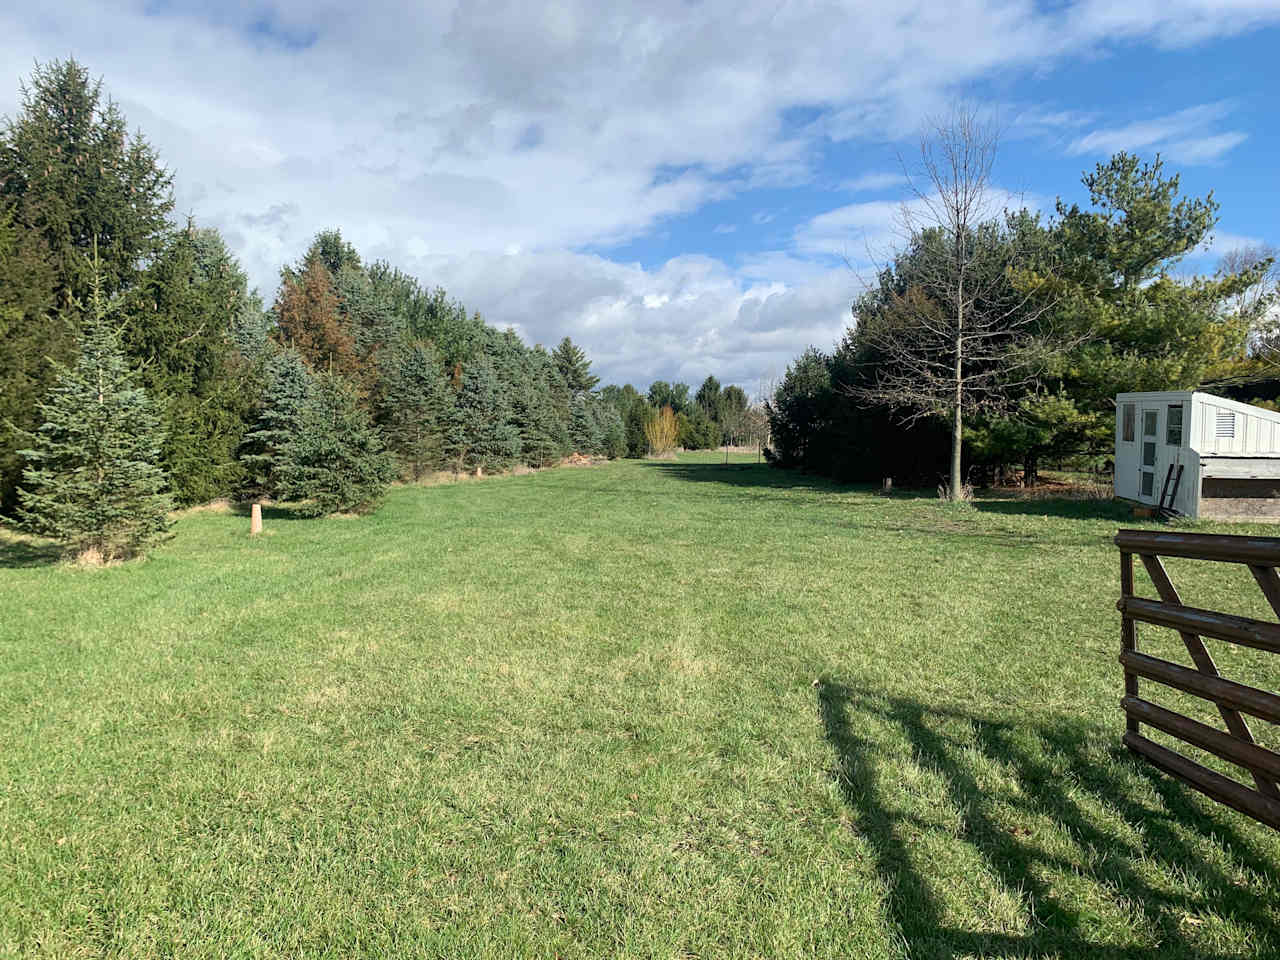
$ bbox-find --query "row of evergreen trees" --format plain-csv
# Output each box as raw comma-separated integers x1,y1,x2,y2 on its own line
598,376,763,458
0,59,623,559
767,152,1277,487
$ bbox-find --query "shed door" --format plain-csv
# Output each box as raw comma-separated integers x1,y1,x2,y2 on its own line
1138,407,1161,503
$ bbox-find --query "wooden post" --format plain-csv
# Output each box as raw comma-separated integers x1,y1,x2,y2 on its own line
1120,551,1138,734
882,477,893,494
250,502,263,536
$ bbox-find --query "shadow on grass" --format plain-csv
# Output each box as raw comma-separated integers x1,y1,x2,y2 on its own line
226,501,315,522
0,533,62,569
640,460,887,496
648,460,1140,524
973,493,1135,522
818,681,1279,959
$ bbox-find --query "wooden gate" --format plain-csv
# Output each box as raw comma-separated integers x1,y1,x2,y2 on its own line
1115,529,1280,829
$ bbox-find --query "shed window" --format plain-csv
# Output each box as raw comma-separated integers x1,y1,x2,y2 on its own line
1140,472,1154,497
1122,403,1135,442
1216,411,1235,438
1166,404,1183,446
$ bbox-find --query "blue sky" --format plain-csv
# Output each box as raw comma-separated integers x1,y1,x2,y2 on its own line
3,1,1279,391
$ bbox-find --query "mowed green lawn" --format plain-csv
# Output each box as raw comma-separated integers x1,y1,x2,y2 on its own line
3,453,1279,959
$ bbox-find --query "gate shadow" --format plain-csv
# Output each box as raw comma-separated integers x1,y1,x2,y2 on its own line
817,680,1280,959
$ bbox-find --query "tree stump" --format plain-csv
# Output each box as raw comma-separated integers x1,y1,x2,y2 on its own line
250,502,263,536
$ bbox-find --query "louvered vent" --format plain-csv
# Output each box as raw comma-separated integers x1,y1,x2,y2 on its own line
1216,411,1235,438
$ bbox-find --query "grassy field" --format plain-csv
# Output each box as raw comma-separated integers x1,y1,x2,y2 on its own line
2,452,1279,958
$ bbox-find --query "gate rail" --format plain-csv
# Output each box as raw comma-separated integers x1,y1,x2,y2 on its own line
1116,529,1280,829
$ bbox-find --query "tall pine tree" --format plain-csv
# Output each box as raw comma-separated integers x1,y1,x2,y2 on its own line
552,336,600,395
0,205,59,513
276,372,396,516
122,222,255,504
376,338,447,480
0,60,172,513
17,250,172,561
239,350,315,498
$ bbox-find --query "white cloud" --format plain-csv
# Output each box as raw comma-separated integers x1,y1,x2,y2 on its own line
0,1,1275,384
1198,231,1267,258
1068,101,1247,163
411,249,852,390
840,172,909,194
795,187,1035,265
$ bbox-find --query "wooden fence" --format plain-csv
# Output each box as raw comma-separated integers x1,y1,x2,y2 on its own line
1116,529,1280,830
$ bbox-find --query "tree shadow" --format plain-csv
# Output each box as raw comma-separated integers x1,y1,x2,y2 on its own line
817,680,1280,959
972,493,1135,522
637,460,942,507
226,501,314,522
0,531,62,569
641,459,867,493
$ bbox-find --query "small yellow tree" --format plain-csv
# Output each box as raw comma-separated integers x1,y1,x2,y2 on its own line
644,405,679,457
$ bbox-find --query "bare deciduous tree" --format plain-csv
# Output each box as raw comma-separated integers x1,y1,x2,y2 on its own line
1219,244,1280,361
850,106,1055,499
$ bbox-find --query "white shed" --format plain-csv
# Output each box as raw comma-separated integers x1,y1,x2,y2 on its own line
1115,391,1280,519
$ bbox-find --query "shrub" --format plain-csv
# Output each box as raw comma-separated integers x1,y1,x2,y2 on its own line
644,405,679,456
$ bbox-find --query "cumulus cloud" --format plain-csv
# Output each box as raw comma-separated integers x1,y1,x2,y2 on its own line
0,1,1275,386
410,249,853,390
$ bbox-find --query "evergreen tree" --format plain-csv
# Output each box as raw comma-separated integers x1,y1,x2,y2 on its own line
0,59,172,513
376,339,446,480
678,408,720,450
16,256,172,560
299,229,362,279
275,257,360,378
648,380,691,415
598,402,627,459
509,356,568,467
0,58,174,309
276,372,397,516
569,394,604,454
1029,152,1265,458
441,356,521,472
600,383,642,419
239,350,314,498
624,397,654,458
0,205,60,513
552,336,600,395
122,222,255,504
695,376,723,420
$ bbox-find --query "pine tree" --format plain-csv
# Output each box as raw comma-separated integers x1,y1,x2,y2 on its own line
569,394,603,454
508,358,566,467
551,336,600,395
441,357,521,473
597,401,626,459
0,59,171,514
624,398,654,458
376,339,446,480
0,58,174,310
0,205,60,513
16,253,172,561
239,350,314,498
122,222,255,504
276,372,397,516
276,258,359,379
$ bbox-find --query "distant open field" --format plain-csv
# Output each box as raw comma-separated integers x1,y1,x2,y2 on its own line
2,452,1278,958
